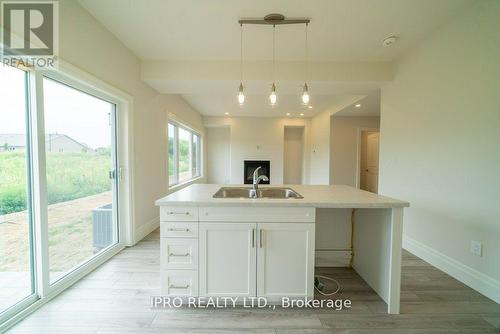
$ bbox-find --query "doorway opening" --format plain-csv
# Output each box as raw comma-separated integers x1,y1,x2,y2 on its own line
358,130,380,193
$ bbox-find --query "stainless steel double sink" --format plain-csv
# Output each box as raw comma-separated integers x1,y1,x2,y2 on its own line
213,187,303,199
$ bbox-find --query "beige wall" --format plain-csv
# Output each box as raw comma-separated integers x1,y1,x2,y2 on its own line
379,0,500,300
330,116,380,187
60,0,203,241
206,127,230,184
309,96,366,185
203,117,311,184
283,127,304,184
310,111,331,184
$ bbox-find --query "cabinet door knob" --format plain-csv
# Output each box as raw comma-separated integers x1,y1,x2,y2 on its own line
259,229,263,248
167,228,190,232
252,228,255,248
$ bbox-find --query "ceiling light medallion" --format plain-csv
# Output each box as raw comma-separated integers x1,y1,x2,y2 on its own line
382,35,398,47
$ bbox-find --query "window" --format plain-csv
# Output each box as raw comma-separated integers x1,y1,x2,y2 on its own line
168,121,201,187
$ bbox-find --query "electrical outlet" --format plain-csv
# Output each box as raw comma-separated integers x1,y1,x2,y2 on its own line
470,240,482,257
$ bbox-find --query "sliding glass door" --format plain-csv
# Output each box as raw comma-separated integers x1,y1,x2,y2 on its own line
0,63,125,329
42,77,119,283
0,66,35,313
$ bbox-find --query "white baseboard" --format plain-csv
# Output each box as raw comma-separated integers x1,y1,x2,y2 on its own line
403,235,500,303
133,216,160,245
315,250,352,267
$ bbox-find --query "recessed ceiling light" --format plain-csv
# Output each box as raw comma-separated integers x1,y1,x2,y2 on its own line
300,113,304,116
382,35,398,47
308,105,313,109
286,113,290,116
225,112,229,115
355,104,361,108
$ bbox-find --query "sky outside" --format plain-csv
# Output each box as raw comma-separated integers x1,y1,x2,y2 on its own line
0,65,112,149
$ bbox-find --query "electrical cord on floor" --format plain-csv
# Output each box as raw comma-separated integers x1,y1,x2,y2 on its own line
349,208,355,268
314,208,355,297
314,275,341,296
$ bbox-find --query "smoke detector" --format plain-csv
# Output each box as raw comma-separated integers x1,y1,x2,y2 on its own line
382,35,398,47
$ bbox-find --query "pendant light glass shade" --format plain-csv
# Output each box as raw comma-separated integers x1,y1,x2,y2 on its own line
269,83,277,106
238,82,245,105
301,83,310,105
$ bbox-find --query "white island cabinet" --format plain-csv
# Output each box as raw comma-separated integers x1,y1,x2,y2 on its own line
160,205,316,300
198,206,314,299
156,184,409,314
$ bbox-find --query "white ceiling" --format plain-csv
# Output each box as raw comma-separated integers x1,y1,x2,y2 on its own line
334,91,380,117
186,94,349,118
78,0,473,117
79,0,472,62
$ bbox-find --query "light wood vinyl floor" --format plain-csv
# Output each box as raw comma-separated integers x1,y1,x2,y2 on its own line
6,228,500,333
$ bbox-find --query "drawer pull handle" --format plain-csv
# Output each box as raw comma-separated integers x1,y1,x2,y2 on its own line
169,284,190,289
168,211,190,215
167,228,191,232
169,252,190,257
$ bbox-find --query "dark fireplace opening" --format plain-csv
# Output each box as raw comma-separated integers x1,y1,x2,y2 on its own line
244,160,270,184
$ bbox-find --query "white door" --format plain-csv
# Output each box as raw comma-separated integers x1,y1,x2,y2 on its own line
257,223,315,300
360,131,380,193
199,223,257,297
366,132,380,193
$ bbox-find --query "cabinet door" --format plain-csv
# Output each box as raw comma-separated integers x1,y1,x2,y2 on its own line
257,223,315,300
199,223,257,297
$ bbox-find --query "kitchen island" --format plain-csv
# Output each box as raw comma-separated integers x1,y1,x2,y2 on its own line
155,184,409,314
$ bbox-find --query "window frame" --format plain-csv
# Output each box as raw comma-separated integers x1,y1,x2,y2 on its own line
168,120,202,188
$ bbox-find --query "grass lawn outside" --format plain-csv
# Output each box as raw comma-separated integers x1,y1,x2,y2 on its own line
0,191,112,272
0,151,112,215
1,150,115,274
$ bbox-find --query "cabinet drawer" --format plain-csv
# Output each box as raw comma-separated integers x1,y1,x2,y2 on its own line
161,238,198,270
161,222,198,238
199,206,315,223
161,206,198,222
161,270,198,297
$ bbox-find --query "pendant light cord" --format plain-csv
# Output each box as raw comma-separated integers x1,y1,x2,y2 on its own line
272,24,276,84
240,23,243,83
305,23,308,83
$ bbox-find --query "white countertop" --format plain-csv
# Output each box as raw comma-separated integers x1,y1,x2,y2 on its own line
155,184,409,209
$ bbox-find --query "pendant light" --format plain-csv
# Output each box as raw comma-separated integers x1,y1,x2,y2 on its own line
301,23,310,105
269,25,277,106
238,14,312,108
237,23,245,106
